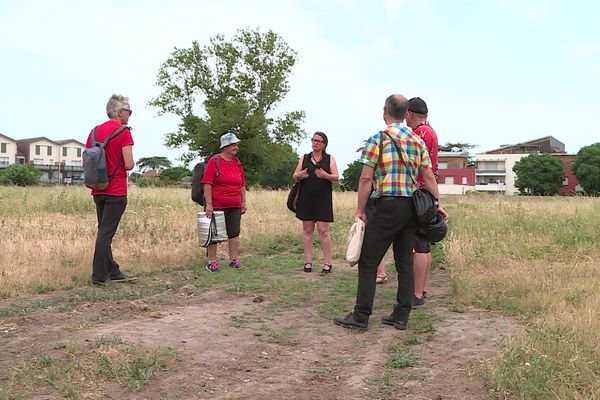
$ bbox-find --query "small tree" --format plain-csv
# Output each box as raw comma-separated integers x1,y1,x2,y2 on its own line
137,156,172,172
513,154,565,195
438,142,477,152
572,143,600,195
159,166,192,183
341,160,363,192
0,164,40,186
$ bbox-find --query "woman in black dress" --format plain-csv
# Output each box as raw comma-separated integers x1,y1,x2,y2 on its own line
292,132,339,274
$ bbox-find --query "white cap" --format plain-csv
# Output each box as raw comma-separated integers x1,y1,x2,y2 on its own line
220,132,241,148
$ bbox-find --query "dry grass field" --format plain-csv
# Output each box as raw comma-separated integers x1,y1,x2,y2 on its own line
1,186,600,399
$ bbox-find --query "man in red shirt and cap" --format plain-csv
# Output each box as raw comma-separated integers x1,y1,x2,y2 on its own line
406,97,439,308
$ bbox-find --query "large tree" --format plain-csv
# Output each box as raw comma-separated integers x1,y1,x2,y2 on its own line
571,143,600,195
149,28,306,185
512,154,565,195
137,156,172,172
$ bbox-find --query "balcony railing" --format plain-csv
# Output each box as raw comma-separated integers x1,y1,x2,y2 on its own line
475,183,506,192
475,169,506,174
31,164,84,172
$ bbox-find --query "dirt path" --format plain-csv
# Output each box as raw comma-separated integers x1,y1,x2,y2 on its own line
0,267,520,399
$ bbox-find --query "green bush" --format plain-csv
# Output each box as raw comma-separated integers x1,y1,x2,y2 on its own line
0,164,41,186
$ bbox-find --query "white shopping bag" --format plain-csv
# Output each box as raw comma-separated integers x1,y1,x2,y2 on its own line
197,211,228,247
346,217,365,266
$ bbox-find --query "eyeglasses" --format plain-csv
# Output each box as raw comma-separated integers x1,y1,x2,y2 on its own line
121,108,133,116
311,138,324,143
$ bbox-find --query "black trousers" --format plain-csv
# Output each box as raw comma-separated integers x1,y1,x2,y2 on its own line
92,195,127,281
353,196,416,323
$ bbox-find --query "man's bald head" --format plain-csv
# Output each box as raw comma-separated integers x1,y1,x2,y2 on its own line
384,94,409,121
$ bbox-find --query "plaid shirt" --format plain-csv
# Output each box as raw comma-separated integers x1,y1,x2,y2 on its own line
360,122,432,198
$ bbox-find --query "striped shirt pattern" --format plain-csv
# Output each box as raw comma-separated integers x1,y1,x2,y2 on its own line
360,122,432,198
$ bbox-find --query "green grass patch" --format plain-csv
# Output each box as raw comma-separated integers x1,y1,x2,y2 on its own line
0,338,179,398
385,341,416,369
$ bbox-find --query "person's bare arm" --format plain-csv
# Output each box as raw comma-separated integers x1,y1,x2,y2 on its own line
421,168,448,220
204,184,213,218
315,155,339,182
292,156,309,181
122,146,134,170
356,164,374,222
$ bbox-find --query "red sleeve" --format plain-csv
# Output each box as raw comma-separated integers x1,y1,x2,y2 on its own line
423,133,438,171
201,156,217,185
118,128,134,147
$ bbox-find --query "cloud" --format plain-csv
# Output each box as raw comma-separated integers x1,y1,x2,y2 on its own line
499,0,550,25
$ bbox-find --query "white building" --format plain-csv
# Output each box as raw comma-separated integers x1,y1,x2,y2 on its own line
0,132,24,166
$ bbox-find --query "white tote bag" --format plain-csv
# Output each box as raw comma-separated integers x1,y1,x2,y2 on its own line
346,217,365,266
197,211,228,247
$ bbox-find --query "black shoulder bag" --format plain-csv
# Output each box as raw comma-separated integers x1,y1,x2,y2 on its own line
287,154,309,212
381,132,437,228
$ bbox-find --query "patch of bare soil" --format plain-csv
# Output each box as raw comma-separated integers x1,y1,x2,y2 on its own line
0,267,520,399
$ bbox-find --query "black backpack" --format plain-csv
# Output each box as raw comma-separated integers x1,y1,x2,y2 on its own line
191,155,241,206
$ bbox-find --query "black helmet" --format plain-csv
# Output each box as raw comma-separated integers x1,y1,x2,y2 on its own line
416,212,447,244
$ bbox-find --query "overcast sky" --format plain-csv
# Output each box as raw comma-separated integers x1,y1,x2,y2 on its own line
1,0,598,172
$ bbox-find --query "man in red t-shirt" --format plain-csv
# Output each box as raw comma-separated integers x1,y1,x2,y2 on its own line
406,97,439,307
85,94,135,286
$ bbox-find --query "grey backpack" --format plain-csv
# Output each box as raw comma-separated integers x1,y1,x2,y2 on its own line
83,125,127,190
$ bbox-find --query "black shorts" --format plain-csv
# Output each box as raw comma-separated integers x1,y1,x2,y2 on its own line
215,208,242,239
414,237,431,253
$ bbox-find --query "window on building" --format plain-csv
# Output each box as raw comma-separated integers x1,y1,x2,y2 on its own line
0,156,9,165
438,162,448,169
71,160,82,166
35,145,41,155
462,176,468,185
0,143,6,153
77,148,82,157
63,147,68,157
562,177,569,186
444,176,454,184
47,146,52,156
33,158,44,165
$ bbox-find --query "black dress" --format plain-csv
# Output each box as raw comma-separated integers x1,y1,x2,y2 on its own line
295,152,334,222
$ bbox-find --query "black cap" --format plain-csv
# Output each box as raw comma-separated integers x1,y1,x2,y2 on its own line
408,97,428,114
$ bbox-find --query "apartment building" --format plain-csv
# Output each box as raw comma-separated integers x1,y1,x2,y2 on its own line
0,134,86,184
0,133,24,166
436,151,476,194
474,136,581,195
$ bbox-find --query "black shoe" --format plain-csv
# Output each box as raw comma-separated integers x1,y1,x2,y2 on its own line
412,295,425,309
91,278,112,288
333,313,368,331
110,271,128,281
320,264,333,275
381,315,408,330
303,263,312,273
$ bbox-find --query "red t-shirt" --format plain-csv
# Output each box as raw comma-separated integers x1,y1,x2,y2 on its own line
201,154,246,209
413,122,438,186
85,120,134,196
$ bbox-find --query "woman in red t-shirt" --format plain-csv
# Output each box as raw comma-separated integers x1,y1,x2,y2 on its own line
201,133,247,272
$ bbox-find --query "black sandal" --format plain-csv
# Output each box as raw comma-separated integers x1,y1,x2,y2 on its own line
303,263,312,273
321,264,333,274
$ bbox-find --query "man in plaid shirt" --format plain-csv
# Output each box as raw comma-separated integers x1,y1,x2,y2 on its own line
334,94,447,331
